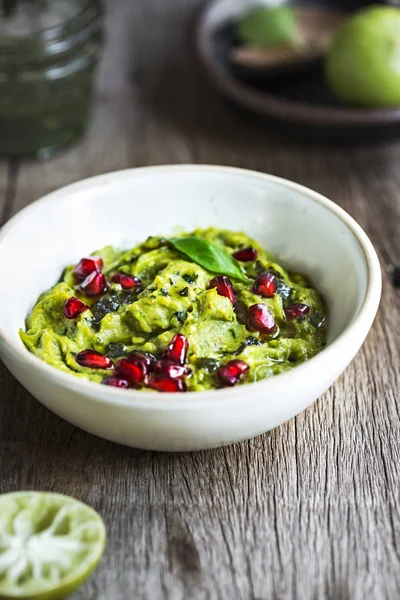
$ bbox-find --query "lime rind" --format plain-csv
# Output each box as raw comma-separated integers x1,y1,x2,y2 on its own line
0,492,106,600
325,6,400,107
236,5,296,49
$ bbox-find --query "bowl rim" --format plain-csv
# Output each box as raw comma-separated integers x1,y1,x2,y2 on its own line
0,164,381,410
195,0,400,127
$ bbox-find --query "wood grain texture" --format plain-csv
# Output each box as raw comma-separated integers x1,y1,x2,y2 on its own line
0,162,17,227
0,1,399,599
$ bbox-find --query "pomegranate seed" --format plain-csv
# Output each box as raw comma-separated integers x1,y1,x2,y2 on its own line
232,247,258,262
148,375,187,392
154,359,191,379
252,272,278,298
74,256,103,281
76,350,113,369
164,334,188,365
209,275,235,304
111,273,142,290
284,303,310,320
247,303,275,334
102,376,129,388
127,351,156,372
217,359,249,387
80,271,109,297
115,355,149,385
64,296,89,319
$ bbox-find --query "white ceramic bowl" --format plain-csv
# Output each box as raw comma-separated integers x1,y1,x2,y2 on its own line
0,166,381,451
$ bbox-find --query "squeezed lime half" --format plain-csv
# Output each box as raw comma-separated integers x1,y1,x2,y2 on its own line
0,492,106,600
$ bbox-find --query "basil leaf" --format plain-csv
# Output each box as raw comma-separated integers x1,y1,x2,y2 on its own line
236,5,296,49
170,237,249,283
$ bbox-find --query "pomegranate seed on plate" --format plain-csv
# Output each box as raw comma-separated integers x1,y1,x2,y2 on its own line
148,375,187,392
74,256,103,281
232,247,258,262
209,275,235,304
80,271,109,297
164,333,188,365
252,272,277,298
63,296,89,319
154,359,191,379
217,359,249,387
76,350,113,369
284,303,310,320
111,273,142,290
102,376,129,388
247,303,275,334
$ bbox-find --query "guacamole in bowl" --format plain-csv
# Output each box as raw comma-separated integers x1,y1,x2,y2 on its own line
20,228,327,392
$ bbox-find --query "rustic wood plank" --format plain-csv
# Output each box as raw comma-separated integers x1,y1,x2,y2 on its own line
0,161,14,226
1,0,399,599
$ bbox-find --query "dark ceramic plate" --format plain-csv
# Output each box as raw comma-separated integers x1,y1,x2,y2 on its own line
196,0,400,141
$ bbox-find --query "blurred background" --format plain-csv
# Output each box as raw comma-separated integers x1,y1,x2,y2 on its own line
0,0,399,270
1,0,400,158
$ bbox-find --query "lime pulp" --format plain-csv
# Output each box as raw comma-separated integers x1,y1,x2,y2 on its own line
0,492,106,600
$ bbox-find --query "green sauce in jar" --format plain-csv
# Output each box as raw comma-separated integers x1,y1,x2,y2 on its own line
0,0,103,158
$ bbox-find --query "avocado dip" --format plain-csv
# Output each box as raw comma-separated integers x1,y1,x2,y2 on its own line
20,229,327,392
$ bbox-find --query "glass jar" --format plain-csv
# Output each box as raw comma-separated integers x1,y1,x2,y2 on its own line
0,0,104,158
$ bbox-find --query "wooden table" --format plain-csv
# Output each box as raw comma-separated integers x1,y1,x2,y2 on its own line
1,2,399,598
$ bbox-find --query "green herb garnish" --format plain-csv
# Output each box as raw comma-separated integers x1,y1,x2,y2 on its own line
170,236,249,283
